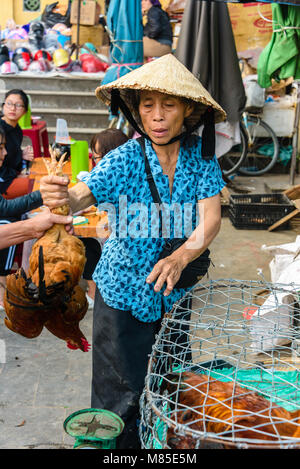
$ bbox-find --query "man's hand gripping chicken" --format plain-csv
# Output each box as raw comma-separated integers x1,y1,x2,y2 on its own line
3,148,90,352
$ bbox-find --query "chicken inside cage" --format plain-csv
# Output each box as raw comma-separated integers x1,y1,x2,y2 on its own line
140,280,300,449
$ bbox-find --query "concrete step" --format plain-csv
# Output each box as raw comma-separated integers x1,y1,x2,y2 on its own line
32,107,109,129
0,74,102,92
1,74,109,146
27,90,102,110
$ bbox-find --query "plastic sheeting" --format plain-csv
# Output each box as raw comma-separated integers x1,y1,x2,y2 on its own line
101,0,144,86
258,3,300,88
175,0,246,123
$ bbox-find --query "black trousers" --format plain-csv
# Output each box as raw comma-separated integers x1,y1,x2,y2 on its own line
80,238,102,281
91,289,192,449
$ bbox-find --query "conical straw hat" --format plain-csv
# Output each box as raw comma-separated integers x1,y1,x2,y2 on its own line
95,54,227,126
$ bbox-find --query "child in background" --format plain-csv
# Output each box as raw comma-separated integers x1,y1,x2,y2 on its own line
90,128,130,166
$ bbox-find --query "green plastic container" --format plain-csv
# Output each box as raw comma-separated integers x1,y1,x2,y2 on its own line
18,95,32,129
63,408,124,449
71,140,89,183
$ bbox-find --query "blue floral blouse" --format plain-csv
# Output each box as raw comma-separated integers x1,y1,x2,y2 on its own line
82,136,225,323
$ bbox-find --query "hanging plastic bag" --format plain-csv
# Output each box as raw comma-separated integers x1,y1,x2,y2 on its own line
28,21,46,53
41,1,71,29
80,54,109,73
243,75,265,113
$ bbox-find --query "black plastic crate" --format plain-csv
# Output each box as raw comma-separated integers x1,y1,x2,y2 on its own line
229,193,294,229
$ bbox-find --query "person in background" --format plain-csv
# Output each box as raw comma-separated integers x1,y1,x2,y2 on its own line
0,89,34,199
0,125,68,308
142,0,173,59
90,128,130,165
80,128,129,306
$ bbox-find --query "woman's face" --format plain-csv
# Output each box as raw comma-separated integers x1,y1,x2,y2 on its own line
138,90,194,145
142,0,152,14
3,94,26,122
0,137,7,168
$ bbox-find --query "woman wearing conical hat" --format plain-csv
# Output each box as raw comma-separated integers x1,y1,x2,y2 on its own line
39,55,227,449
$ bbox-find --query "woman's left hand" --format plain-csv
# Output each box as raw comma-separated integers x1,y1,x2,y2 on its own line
146,255,186,297
22,146,34,161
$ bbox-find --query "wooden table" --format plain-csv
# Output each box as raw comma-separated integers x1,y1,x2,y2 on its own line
29,157,93,180
30,158,109,239
73,210,109,239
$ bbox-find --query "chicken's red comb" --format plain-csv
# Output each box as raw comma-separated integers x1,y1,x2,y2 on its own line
66,338,91,352
67,341,78,350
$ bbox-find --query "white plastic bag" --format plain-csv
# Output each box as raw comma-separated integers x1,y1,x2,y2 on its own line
244,75,265,113
261,235,300,282
248,236,300,351
249,291,295,351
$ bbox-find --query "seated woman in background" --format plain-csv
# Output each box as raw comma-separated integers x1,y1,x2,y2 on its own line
142,0,173,59
80,128,129,306
0,89,34,199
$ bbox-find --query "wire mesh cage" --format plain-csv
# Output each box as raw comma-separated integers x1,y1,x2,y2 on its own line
139,279,300,449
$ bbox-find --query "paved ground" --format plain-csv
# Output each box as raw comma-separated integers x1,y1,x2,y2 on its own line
0,172,299,449
0,303,93,449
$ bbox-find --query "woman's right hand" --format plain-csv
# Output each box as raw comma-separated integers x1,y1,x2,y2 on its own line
39,175,70,209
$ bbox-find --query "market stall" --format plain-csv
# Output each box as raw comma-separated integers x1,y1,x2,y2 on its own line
1,0,298,170
0,1,110,79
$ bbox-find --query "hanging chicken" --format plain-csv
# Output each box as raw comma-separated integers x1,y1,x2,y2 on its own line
4,149,90,352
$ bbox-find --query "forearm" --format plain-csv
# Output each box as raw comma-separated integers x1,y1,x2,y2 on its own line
0,219,37,249
171,195,221,269
69,182,97,213
181,216,220,267
0,191,43,218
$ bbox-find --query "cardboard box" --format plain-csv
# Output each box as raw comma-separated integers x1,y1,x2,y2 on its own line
71,0,101,26
228,2,273,52
71,24,108,49
98,45,110,58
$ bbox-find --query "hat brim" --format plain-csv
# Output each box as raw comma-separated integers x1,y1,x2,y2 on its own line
95,55,227,126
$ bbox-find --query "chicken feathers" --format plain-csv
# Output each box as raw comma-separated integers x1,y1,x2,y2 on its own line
3,148,90,351
165,371,300,449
